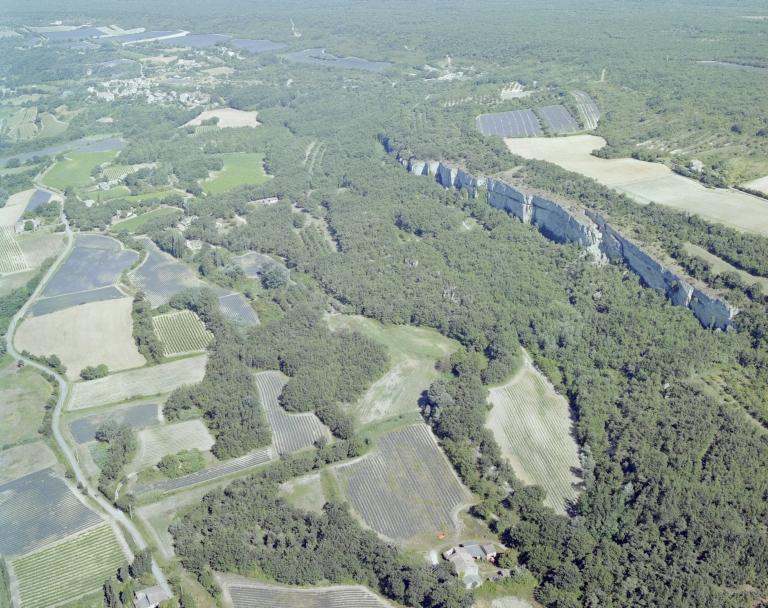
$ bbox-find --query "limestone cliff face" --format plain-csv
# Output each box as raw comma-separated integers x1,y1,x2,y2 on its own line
401,156,739,330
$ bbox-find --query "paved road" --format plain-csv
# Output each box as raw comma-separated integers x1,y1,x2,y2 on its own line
5,210,172,599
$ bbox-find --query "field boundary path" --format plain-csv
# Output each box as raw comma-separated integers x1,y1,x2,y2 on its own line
5,209,172,599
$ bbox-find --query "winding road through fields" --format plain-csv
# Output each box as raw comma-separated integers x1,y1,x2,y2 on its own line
5,205,172,600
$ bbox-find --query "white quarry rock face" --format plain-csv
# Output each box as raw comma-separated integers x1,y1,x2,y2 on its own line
403,158,739,331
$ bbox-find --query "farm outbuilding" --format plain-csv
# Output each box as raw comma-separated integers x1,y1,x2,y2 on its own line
133,585,169,608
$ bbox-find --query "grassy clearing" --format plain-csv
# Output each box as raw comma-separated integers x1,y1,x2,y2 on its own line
12,525,127,608
202,153,269,195
0,361,52,446
153,310,212,356
42,152,118,191
683,242,768,292
486,350,581,515
278,473,325,513
326,315,459,425
112,206,179,232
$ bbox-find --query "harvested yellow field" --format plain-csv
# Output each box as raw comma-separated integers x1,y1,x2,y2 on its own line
127,419,215,473
614,174,768,236
744,175,768,195
68,355,207,410
486,350,581,515
184,108,259,128
0,189,34,228
504,135,671,185
14,298,146,381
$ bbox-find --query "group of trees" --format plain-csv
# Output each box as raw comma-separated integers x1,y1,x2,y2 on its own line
0,257,55,334
132,292,164,364
80,363,109,380
157,449,205,479
96,420,135,497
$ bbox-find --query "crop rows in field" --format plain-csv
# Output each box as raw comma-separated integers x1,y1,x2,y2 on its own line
476,109,542,137
227,581,392,608
0,468,102,557
68,402,160,444
12,525,126,608
133,447,273,495
538,105,580,134
42,234,137,297
102,165,133,182
234,252,275,277
570,90,600,130
333,424,468,541
254,372,329,455
6,107,37,129
218,293,258,324
486,358,581,515
153,310,213,355
0,226,27,274
195,125,219,137
130,238,206,306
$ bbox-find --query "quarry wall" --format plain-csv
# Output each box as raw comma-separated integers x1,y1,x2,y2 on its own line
400,157,738,330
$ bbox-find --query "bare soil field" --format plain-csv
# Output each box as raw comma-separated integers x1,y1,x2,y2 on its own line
326,315,459,425
278,473,325,513
184,109,259,128
14,298,146,381
127,419,215,473
0,441,57,484
0,359,54,446
0,189,34,227
504,135,671,185
17,233,66,268
614,174,768,236
218,574,394,608
486,350,581,515
68,355,207,410
744,175,768,195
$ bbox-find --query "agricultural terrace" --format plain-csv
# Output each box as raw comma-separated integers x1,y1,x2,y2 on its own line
0,468,102,556
15,298,146,381
233,252,275,277
127,419,215,474
333,424,470,542
153,310,213,356
4,107,38,140
132,447,272,496
184,108,259,128
0,189,34,228
278,473,325,513
0,227,27,274
11,525,127,608
202,153,269,195
486,351,581,515
41,151,118,191
504,135,671,185
0,441,57,485
614,174,768,237
40,235,137,298
102,165,133,182
326,315,459,424
68,402,160,444
130,239,258,323
254,371,330,454
0,359,53,446
570,90,600,130
38,114,69,139
68,355,207,410
477,109,542,138
220,575,394,608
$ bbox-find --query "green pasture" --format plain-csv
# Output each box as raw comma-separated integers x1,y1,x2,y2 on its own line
113,206,180,232
42,151,118,191
202,153,269,195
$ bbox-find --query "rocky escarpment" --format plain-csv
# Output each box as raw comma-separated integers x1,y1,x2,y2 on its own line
399,158,739,330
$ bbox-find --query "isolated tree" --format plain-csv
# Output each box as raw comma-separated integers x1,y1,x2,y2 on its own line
95,419,120,442
24,220,33,231
263,262,289,289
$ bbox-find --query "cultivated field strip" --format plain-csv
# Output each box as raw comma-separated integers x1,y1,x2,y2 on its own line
538,105,580,134
218,293,259,325
0,468,102,556
254,372,329,454
68,402,160,444
486,360,581,515
234,252,275,277
69,355,207,410
42,235,137,297
476,109,542,137
102,165,134,182
334,424,468,541
133,447,273,495
129,238,205,307
153,310,213,355
570,90,600,130
12,525,126,608
27,285,127,317
24,190,52,213
0,226,27,274
129,420,215,473
195,125,219,137
226,582,393,608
